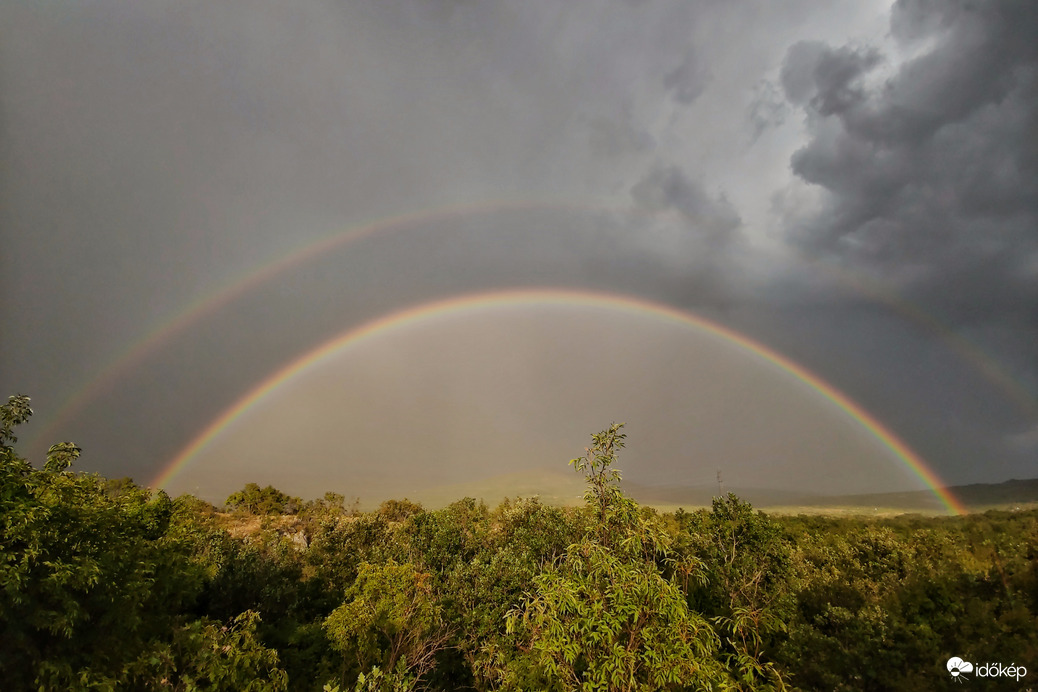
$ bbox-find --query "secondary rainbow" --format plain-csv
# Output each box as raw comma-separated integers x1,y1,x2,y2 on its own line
30,198,585,448
797,254,1038,421
153,287,968,515
36,200,1035,450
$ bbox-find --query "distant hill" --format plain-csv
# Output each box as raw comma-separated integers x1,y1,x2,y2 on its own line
954,478,1038,507
403,471,1038,514
833,478,1038,511
623,477,1038,514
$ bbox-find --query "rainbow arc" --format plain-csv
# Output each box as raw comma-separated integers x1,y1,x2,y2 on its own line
153,288,969,515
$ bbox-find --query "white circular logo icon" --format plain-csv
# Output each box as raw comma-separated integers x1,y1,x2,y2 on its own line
947,657,974,681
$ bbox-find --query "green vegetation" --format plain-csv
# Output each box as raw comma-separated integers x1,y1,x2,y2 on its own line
226,483,302,515
2,396,1036,690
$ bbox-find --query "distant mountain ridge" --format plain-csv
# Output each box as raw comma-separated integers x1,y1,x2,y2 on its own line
624,477,1038,512
826,478,1038,511
403,471,1038,513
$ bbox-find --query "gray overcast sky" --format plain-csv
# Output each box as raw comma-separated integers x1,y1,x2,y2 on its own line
2,0,1035,501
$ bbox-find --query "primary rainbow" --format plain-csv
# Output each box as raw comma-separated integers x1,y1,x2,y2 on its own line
153,287,968,515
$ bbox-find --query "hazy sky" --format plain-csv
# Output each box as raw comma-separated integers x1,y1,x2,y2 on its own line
2,0,1035,502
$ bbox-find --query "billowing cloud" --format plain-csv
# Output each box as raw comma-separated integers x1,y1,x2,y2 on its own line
778,0,1038,326
746,79,789,141
663,48,710,104
630,163,741,245
780,41,882,115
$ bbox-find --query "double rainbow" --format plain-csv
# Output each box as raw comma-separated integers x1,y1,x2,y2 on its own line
152,287,969,515
35,200,1033,456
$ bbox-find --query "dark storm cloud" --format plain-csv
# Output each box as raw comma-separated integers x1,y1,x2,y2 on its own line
663,48,710,105
4,0,1034,492
746,80,789,142
768,0,1038,463
778,0,1038,326
630,163,741,245
0,0,746,428
626,163,747,310
780,41,882,116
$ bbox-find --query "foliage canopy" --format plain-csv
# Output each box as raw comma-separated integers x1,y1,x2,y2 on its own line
2,399,1036,691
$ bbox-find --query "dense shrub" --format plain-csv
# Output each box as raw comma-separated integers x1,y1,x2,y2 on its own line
3,401,1036,691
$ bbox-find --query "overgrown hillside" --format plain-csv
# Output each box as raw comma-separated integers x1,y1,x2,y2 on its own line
2,397,1035,690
